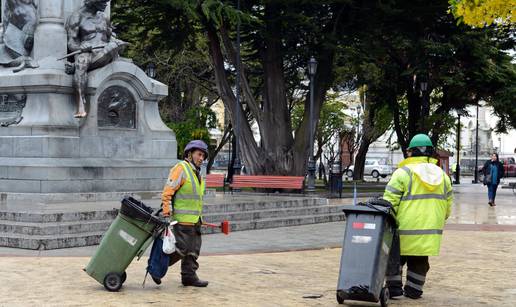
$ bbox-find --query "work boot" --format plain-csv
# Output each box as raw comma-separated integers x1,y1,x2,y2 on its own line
404,292,422,299
403,286,422,299
182,277,209,287
388,287,404,298
151,275,162,285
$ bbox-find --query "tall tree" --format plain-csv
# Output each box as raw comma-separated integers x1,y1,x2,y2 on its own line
348,0,515,153
114,1,348,175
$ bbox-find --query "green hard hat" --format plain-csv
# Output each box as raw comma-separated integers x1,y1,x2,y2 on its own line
408,134,433,149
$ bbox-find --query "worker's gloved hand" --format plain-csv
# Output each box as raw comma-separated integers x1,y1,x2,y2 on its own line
158,215,170,226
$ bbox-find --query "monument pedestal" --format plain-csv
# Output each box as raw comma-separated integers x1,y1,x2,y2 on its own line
0,59,177,197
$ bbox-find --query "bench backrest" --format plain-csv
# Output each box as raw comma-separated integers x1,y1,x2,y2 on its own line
206,173,225,188
230,175,304,189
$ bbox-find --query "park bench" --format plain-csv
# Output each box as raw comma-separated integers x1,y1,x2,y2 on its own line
205,173,226,192
229,175,305,192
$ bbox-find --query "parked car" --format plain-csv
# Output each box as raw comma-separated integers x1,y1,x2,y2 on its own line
345,158,393,178
502,156,516,177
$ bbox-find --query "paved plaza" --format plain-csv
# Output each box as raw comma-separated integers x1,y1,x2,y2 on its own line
1,181,515,306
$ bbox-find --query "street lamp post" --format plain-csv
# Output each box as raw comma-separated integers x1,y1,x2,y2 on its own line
307,56,318,193
336,134,342,198
455,114,461,184
473,104,479,184
356,105,362,140
420,80,428,130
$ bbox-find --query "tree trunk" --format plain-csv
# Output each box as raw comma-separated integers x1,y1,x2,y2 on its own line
353,140,371,180
353,94,391,180
204,21,264,174
200,4,337,177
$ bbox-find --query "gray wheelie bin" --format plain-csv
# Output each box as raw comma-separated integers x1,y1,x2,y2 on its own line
336,199,395,306
84,196,166,291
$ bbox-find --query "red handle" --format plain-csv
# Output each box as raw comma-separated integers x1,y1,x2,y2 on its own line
202,221,230,235
203,222,219,228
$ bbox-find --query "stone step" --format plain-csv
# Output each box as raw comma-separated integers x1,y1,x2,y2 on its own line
0,231,105,250
0,220,113,236
0,198,326,223
0,212,346,250
0,196,346,250
0,204,344,236
0,209,118,223
204,204,345,222
202,198,327,213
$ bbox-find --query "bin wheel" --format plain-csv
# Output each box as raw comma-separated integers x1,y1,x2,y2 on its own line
121,271,127,284
103,272,123,292
380,287,389,307
336,290,346,304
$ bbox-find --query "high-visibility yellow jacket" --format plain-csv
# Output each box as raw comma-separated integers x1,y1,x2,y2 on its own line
383,156,453,256
162,160,205,223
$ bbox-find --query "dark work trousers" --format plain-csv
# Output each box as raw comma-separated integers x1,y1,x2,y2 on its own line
386,231,430,298
168,223,202,281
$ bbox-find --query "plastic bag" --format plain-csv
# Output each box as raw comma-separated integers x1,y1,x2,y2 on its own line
162,226,176,254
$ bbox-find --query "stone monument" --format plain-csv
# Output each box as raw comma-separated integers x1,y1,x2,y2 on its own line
0,0,177,199
0,0,39,72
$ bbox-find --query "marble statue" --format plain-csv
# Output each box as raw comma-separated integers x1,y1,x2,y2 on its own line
0,0,39,72
65,0,127,118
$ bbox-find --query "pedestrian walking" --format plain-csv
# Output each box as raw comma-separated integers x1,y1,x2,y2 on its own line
482,152,504,207
158,140,209,287
383,134,453,299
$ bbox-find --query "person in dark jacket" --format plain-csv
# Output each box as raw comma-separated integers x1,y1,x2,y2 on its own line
482,152,504,207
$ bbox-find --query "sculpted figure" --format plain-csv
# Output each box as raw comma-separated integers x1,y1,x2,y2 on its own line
0,0,39,72
65,0,128,118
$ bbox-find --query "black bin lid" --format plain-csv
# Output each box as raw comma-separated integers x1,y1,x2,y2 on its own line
120,196,162,226
343,198,392,214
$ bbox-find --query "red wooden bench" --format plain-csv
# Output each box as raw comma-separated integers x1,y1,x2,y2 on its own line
205,173,226,191
229,175,305,192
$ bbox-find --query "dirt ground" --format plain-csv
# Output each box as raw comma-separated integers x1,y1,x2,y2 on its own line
1,230,515,307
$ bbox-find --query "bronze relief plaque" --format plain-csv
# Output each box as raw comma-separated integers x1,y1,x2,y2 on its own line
97,86,136,128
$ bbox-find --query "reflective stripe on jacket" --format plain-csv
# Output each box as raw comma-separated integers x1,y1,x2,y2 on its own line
173,161,205,223
383,156,453,256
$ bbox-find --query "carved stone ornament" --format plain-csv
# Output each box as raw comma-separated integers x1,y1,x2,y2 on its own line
0,93,26,126
97,86,136,128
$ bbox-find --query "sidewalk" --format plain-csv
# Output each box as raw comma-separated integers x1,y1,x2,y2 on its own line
0,230,515,306
1,182,515,306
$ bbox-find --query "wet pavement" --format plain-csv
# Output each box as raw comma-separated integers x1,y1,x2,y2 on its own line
0,180,515,306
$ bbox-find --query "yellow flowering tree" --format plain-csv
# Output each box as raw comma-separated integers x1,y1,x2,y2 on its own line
449,0,515,27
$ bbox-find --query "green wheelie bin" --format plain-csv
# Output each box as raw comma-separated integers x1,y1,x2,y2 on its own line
84,196,166,291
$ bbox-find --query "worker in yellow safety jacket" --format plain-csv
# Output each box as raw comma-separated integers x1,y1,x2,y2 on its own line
157,140,209,287
383,134,453,299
